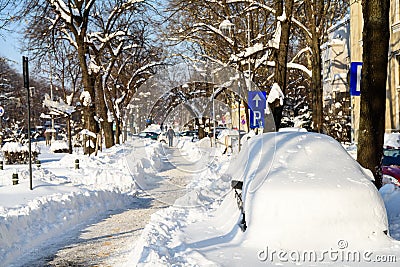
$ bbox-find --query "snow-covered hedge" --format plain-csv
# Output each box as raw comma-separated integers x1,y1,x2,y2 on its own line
49,140,69,153
1,142,39,164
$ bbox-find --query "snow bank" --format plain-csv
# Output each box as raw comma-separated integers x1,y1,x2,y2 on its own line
142,124,162,134
124,139,165,190
384,133,400,148
0,141,165,266
129,141,234,265
49,140,69,152
1,142,39,153
0,188,133,266
380,184,400,240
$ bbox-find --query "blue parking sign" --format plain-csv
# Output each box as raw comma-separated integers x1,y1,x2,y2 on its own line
350,62,362,96
248,91,266,128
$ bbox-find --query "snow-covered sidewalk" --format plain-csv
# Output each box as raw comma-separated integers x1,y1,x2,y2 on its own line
0,138,167,266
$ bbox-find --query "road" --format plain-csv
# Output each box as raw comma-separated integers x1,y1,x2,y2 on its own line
22,144,212,266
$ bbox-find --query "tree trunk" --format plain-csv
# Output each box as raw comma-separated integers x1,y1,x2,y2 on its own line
77,41,97,155
101,121,114,148
273,0,294,130
115,118,121,145
311,38,323,133
67,115,72,154
95,75,115,149
357,0,389,189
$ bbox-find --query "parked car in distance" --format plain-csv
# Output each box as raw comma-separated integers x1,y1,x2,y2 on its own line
180,130,199,142
138,131,160,140
381,148,400,186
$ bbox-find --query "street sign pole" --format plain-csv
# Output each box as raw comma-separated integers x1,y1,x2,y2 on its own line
0,106,4,147
23,56,33,190
350,62,362,144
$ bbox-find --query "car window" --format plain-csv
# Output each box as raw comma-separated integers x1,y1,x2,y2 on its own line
382,149,400,166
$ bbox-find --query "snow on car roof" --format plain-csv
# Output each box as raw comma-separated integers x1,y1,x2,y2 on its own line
384,133,400,148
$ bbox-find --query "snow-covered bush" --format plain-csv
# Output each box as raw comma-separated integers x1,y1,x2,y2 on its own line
49,140,69,153
1,142,39,164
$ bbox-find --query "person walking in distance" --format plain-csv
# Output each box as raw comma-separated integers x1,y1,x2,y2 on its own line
167,127,175,147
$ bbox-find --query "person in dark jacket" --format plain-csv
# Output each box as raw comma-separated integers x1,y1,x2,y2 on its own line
167,127,175,147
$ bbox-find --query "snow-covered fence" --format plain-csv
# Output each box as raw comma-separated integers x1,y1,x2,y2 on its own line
1,142,39,164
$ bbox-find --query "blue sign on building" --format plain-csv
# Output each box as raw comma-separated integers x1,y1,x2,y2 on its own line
350,62,362,96
248,91,266,129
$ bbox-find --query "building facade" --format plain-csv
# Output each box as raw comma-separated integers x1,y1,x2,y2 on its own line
322,15,351,142
350,0,400,139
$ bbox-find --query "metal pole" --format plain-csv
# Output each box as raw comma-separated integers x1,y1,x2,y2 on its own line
212,64,216,147
0,110,3,147
238,81,241,152
50,61,55,142
350,96,354,144
23,56,33,190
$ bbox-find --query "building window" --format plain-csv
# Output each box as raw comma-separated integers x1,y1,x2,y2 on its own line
392,0,400,33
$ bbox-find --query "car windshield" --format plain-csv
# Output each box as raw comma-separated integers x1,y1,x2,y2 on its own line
382,149,400,166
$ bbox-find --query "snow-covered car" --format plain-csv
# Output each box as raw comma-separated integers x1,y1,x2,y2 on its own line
225,132,390,251
382,148,400,186
137,131,159,140
179,130,198,142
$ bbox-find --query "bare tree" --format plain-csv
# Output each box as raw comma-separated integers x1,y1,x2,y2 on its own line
22,0,163,152
165,0,347,134
293,0,348,133
51,42,82,153
0,0,15,31
271,0,294,129
357,0,390,188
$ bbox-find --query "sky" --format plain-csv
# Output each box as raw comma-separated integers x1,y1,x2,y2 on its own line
0,22,26,68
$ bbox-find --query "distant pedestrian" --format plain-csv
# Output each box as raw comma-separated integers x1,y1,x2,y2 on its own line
167,127,175,147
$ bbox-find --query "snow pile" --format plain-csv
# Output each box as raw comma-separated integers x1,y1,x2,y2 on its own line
130,142,234,265
0,141,163,266
43,94,75,115
49,140,69,152
1,142,39,153
384,133,400,148
176,139,203,163
267,82,284,105
0,189,132,266
79,91,92,107
142,124,162,134
125,139,165,189
380,184,400,240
